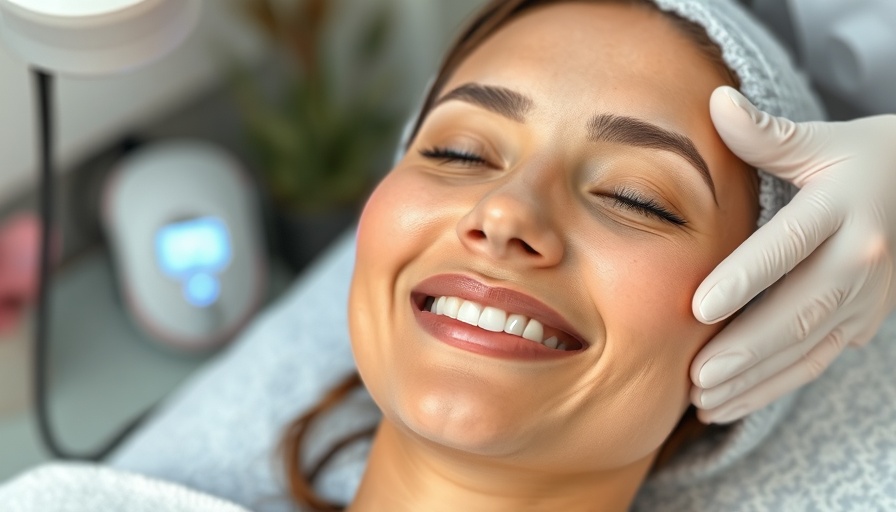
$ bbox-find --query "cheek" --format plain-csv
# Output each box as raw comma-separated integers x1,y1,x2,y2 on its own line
357,170,435,250
349,168,451,406
350,173,408,394
596,236,722,358
611,249,710,342
578,241,725,458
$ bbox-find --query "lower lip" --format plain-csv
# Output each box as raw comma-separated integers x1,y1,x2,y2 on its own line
411,298,579,361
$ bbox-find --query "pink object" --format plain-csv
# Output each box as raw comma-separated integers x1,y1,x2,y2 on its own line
0,214,46,335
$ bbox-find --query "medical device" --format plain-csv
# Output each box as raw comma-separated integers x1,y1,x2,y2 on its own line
103,141,267,352
0,0,202,461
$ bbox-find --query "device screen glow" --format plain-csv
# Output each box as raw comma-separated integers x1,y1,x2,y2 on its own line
184,272,221,308
155,216,231,307
156,216,232,276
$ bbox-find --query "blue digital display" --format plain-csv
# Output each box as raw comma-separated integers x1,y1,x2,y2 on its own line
184,272,221,308
155,216,232,308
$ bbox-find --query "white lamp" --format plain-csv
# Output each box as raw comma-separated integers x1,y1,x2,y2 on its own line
0,0,201,75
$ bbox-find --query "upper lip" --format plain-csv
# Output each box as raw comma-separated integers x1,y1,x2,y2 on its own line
411,273,589,349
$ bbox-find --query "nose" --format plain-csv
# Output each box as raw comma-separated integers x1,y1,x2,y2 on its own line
457,181,564,267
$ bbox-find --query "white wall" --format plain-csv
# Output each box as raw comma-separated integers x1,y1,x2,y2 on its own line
0,0,487,206
329,0,486,108
0,0,271,204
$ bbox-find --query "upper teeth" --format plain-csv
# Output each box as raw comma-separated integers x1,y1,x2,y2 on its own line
425,295,570,351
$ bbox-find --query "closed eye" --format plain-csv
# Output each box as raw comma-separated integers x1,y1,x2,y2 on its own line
420,147,686,226
610,188,687,226
420,147,487,166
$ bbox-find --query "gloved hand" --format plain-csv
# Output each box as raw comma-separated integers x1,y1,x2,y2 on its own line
689,86,896,424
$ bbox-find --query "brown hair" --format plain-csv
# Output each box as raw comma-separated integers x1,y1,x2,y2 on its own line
282,1,739,509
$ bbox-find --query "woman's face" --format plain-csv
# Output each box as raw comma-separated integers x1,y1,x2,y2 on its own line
349,2,757,472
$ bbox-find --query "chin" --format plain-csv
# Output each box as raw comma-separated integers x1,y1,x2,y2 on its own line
386,379,533,457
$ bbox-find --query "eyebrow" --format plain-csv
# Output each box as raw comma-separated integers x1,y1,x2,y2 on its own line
436,83,717,203
436,83,533,123
588,114,717,202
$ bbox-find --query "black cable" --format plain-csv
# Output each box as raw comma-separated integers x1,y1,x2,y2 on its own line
32,68,153,461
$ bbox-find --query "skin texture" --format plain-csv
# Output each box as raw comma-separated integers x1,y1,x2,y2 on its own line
347,3,758,511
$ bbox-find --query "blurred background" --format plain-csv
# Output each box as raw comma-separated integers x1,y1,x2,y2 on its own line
0,0,483,480
0,0,888,484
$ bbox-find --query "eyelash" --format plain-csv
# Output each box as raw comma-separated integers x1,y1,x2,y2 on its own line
611,187,687,226
419,146,687,226
419,146,487,166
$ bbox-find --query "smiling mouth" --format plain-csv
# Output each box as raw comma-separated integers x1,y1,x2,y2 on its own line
412,293,585,352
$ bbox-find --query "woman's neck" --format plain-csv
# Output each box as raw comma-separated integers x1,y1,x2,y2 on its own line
348,420,654,512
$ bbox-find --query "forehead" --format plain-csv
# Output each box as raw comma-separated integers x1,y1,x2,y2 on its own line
442,2,728,145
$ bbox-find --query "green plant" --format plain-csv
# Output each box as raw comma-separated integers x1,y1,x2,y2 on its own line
235,0,400,214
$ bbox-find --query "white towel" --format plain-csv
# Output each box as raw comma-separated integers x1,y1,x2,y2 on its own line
0,462,252,512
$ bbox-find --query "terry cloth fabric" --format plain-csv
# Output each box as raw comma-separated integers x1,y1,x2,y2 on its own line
0,462,252,512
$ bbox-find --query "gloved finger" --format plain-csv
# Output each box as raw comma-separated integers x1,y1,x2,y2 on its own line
692,235,850,388
709,86,835,183
693,316,861,409
849,329,877,349
848,310,889,348
692,185,841,323
695,326,850,424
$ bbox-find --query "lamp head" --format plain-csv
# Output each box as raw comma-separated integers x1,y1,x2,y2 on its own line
0,0,201,76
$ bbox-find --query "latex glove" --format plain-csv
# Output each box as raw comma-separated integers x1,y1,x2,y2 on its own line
689,86,896,424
